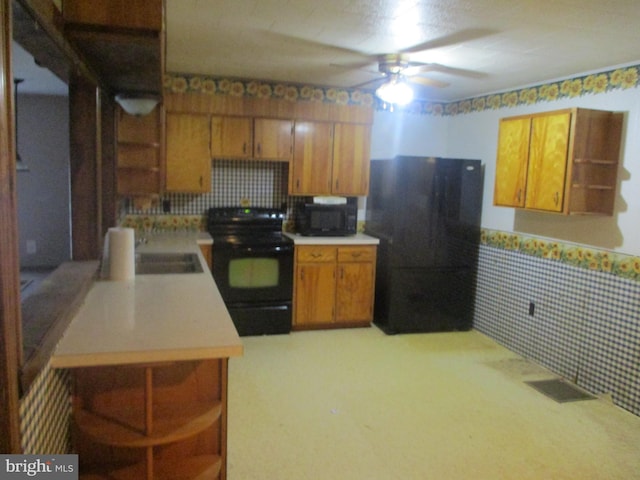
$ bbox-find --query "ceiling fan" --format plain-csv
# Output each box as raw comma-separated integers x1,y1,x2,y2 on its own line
337,29,492,105
358,53,452,105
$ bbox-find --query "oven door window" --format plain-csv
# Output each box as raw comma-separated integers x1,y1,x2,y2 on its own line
229,258,279,288
213,244,293,304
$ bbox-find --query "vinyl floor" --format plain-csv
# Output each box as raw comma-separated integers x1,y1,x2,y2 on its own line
227,327,640,480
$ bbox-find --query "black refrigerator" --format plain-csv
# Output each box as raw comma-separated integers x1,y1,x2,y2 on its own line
365,156,483,334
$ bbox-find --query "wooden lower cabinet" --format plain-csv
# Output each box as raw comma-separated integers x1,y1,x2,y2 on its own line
71,359,228,480
293,245,376,329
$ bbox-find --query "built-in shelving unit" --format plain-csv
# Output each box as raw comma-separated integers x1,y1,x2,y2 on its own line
72,359,227,479
117,107,164,196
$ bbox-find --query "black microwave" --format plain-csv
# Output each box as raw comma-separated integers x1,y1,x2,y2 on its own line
295,202,357,236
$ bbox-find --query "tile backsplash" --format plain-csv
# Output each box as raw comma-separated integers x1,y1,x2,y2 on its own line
126,159,291,216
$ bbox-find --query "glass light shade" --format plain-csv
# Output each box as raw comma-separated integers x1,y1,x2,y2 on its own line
115,94,160,116
376,80,414,106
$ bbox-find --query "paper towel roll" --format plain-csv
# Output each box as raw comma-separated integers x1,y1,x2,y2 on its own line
108,227,135,281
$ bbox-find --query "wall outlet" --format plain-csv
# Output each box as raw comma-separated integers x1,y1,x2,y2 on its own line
26,239,36,254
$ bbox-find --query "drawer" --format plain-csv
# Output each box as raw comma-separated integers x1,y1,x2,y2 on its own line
296,246,337,263
337,246,376,263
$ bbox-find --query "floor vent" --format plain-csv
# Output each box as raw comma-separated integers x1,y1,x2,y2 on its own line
525,379,596,403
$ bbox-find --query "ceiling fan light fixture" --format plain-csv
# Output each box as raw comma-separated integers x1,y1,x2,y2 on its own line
115,93,160,116
375,78,414,106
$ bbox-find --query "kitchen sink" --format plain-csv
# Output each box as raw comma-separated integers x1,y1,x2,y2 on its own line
135,252,203,275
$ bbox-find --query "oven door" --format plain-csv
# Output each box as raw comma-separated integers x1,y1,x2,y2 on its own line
212,242,293,304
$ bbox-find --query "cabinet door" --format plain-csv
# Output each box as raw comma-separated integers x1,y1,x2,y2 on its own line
335,246,376,323
525,112,571,212
210,116,252,158
166,113,211,193
336,261,375,323
494,116,531,207
290,121,333,195
332,123,371,196
294,263,336,326
254,118,293,161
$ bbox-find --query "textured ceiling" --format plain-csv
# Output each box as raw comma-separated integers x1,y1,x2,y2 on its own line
166,0,640,101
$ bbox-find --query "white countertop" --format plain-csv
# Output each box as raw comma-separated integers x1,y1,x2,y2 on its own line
284,232,380,245
52,232,242,369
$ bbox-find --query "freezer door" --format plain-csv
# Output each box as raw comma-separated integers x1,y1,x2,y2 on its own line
373,267,475,334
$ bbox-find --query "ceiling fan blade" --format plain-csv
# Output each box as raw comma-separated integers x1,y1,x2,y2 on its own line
409,76,450,88
351,75,387,89
329,61,379,74
404,63,486,79
399,28,496,54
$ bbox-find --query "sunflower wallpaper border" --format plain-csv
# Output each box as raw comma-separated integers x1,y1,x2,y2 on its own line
164,64,640,117
482,229,640,283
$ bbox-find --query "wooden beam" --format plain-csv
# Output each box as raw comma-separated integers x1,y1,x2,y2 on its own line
0,0,23,453
69,73,101,260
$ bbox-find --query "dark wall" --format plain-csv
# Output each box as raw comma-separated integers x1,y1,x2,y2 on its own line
17,93,70,268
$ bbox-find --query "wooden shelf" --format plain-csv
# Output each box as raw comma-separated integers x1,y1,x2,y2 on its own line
119,141,161,149
117,166,160,173
573,158,618,165
156,455,222,480
79,455,222,480
571,184,614,190
75,401,221,448
72,359,228,479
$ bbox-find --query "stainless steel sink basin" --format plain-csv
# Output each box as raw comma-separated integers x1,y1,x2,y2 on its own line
135,252,203,275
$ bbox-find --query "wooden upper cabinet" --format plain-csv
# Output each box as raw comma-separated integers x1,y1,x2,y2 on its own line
494,116,531,208
290,121,334,195
525,112,571,212
166,113,211,193
254,118,293,161
493,108,623,215
210,116,253,158
332,123,371,196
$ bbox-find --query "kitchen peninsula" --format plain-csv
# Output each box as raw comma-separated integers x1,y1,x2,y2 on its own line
51,233,243,480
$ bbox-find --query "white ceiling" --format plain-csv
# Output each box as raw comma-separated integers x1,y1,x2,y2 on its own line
12,0,640,101
165,0,640,101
